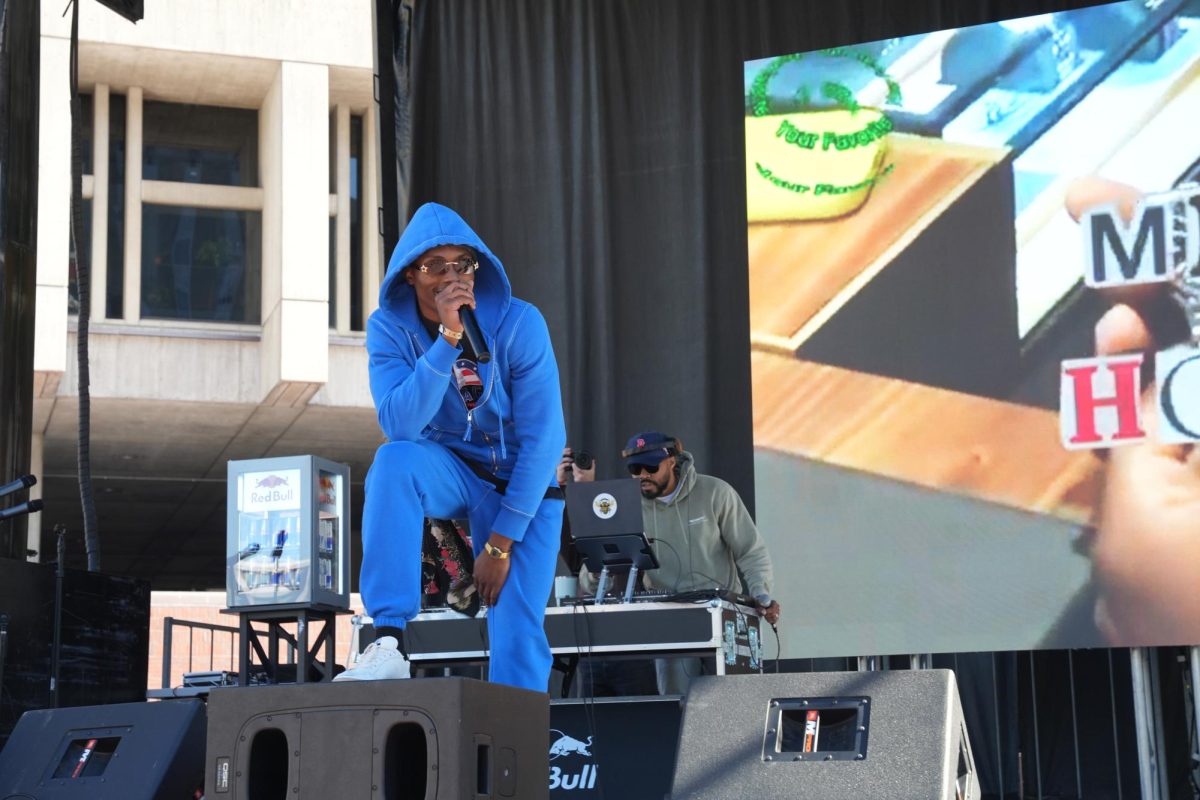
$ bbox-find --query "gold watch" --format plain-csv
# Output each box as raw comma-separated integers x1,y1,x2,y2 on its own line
483,542,511,560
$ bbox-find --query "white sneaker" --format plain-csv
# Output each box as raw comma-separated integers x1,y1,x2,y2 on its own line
333,635,410,681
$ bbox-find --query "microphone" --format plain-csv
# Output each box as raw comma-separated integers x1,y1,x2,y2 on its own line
459,306,491,363
0,474,36,500
0,498,43,521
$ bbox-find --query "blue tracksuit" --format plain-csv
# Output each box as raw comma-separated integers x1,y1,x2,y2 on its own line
361,203,565,692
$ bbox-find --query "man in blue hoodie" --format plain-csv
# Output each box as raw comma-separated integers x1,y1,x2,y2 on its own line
334,203,566,692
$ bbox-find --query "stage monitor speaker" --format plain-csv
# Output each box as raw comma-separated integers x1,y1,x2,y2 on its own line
669,669,979,800
204,677,548,800
0,699,206,800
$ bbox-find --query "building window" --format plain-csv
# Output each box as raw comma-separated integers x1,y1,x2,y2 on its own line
142,101,258,186
68,199,91,316
329,215,337,329
350,114,363,331
107,93,127,319
329,110,365,332
70,92,127,318
80,93,94,174
141,205,262,323
138,101,261,323
69,94,94,313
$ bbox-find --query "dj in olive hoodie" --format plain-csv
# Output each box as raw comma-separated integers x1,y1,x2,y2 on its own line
640,451,774,600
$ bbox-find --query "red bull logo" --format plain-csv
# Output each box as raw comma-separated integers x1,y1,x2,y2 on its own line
548,730,598,791
549,731,592,759
249,474,295,505
255,475,289,489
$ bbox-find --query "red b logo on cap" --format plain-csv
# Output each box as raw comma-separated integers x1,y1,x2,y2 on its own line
636,438,645,447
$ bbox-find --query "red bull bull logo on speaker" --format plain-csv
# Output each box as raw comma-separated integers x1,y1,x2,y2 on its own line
548,729,598,791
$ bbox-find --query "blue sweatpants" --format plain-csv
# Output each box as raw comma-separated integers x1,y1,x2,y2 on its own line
360,440,563,692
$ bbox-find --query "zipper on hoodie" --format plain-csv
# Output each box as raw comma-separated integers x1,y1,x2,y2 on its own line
452,335,497,415
455,336,499,458
481,431,498,473
411,325,502,464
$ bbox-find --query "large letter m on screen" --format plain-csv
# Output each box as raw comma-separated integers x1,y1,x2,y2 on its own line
1081,186,1200,289
1083,203,1167,288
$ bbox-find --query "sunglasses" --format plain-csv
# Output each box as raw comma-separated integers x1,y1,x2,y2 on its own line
416,255,479,277
627,462,662,476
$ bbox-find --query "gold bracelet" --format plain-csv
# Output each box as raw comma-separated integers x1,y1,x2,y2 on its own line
438,324,464,341
483,542,510,560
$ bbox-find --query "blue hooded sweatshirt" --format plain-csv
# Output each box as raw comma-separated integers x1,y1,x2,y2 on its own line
366,203,566,542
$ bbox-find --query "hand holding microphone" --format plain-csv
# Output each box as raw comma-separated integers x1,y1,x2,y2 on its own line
433,279,490,362
755,593,782,625
458,306,490,363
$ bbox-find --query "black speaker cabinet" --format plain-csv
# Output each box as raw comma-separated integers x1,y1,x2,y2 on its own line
0,699,206,800
669,670,979,800
203,678,548,799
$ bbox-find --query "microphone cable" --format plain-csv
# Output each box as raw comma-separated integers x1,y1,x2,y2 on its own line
569,601,607,800
646,535,685,594
646,534,730,598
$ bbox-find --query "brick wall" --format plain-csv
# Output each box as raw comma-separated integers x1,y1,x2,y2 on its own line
150,591,368,690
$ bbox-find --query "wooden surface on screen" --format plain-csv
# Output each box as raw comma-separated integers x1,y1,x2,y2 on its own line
751,351,1100,523
747,134,1005,348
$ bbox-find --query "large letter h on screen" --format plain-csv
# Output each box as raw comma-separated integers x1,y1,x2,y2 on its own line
1060,355,1145,449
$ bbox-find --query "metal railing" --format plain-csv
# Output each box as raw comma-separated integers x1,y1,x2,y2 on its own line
160,615,239,689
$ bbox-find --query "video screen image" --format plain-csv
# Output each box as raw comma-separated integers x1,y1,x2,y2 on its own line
746,0,1200,656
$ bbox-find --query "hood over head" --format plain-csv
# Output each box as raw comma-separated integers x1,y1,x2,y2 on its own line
378,203,512,335
651,449,697,506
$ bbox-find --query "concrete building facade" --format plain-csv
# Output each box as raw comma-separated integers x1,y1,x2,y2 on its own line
33,1,385,588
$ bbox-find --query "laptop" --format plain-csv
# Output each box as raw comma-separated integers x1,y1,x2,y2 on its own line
565,478,645,539
565,479,659,575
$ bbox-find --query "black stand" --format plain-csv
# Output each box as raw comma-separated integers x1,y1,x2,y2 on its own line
578,533,659,605
593,564,642,605
50,526,66,708
229,606,348,686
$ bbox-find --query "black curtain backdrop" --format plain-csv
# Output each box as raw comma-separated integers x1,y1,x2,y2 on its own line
409,0,761,487
402,0,1113,500
397,2,1145,797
